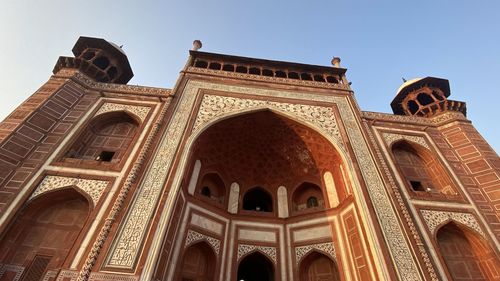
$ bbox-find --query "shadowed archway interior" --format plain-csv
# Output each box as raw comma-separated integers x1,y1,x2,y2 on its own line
237,252,274,281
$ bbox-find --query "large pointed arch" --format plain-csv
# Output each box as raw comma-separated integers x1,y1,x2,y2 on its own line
435,221,500,280
0,189,91,277
177,241,217,281
237,251,275,281
299,250,341,281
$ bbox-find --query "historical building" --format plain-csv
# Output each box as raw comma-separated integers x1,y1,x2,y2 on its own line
0,36,499,281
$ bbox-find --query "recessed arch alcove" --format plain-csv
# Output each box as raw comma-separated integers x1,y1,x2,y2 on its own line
178,241,217,281
0,188,91,278
160,108,362,281
237,251,275,281
435,221,500,280
391,140,458,197
63,111,139,164
299,251,341,281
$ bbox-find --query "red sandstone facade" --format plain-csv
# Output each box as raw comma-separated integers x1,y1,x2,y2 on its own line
0,37,499,281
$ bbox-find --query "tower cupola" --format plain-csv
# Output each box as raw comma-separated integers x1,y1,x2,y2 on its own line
391,77,466,117
53,36,133,84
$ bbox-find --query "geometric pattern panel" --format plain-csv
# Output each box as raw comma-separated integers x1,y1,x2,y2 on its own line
420,210,485,237
383,132,430,150
193,94,345,152
29,175,108,206
94,102,151,122
237,244,277,265
184,229,221,255
295,242,336,265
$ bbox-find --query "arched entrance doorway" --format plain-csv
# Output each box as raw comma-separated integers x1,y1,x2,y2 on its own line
0,189,90,280
179,242,216,281
237,252,274,281
299,251,340,281
436,222,500,280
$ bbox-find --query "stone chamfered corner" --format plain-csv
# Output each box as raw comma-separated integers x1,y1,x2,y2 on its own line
0,36,498,281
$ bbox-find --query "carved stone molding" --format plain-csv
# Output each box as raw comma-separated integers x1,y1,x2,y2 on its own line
420,210,485,237
56,270,78,281
382,132,430,150
237,244,277,264
42,270,58,281
362,111,468,126
0,264,24,281
184,229,221,255
295,242,336,265
193,94,345,151
95,103,151,122
187,67,349,90
29,176,108,206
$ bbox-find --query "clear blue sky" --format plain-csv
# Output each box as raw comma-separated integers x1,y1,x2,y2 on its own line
0,1,498,152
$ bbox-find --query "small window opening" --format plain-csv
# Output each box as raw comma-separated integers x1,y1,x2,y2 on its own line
93,56,110,70
275,70,287,78
96,151,115,162
262,69,273,76
249,67,261,75
194,60,208,68
410,180,425,192
209,62,222,70
201,186,211,197
407,100,419,114
306,196,319,208
82,50,96,61
301,73,313,81
236,65,248,73
222,64,235,72
107,67,118,80
314,74,325,82
326,76,339,83
288,72,300,79
417,93,434,105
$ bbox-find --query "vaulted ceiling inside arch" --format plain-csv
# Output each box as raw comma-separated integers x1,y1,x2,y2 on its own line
192,111,343,190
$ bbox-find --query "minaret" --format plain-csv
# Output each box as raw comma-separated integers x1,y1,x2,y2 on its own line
391,77,466,117
53,36,133,84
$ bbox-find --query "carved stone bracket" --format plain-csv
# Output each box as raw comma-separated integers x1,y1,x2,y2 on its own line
193,94,345,151
95,103,151,122
420,210,485,237
184,229,221,255
29,176,108,206
382,132,430,150
237,244,277,265
295,242,336,265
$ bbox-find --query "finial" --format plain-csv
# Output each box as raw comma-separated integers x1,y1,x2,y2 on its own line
331,57,341,68
192,40,202,51
402,77,407,83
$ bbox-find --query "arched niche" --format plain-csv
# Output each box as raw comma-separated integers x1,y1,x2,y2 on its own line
292,182,325,213
299,251,341,281
63,111,139,164
242,187,273,213
196,172,226,206
0,189,91,277
436,222,500,280
392,141,457,196
238,251,275,281
178,241,217,281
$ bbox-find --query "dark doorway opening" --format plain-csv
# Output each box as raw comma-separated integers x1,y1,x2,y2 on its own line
237,252,274,281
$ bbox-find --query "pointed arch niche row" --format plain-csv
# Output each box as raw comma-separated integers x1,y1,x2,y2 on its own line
155,109,378,281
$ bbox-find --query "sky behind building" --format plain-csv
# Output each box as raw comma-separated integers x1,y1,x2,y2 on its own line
0,0,498,151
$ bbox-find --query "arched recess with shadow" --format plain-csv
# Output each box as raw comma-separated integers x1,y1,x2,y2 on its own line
436,221,500,281
299,251,341,281
242,187,273,212
178,241,217,281
196,172,226,206
292,182,325,213
391,140,457,196
63,111,139,163
0,188,91,280
237,251,275,281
